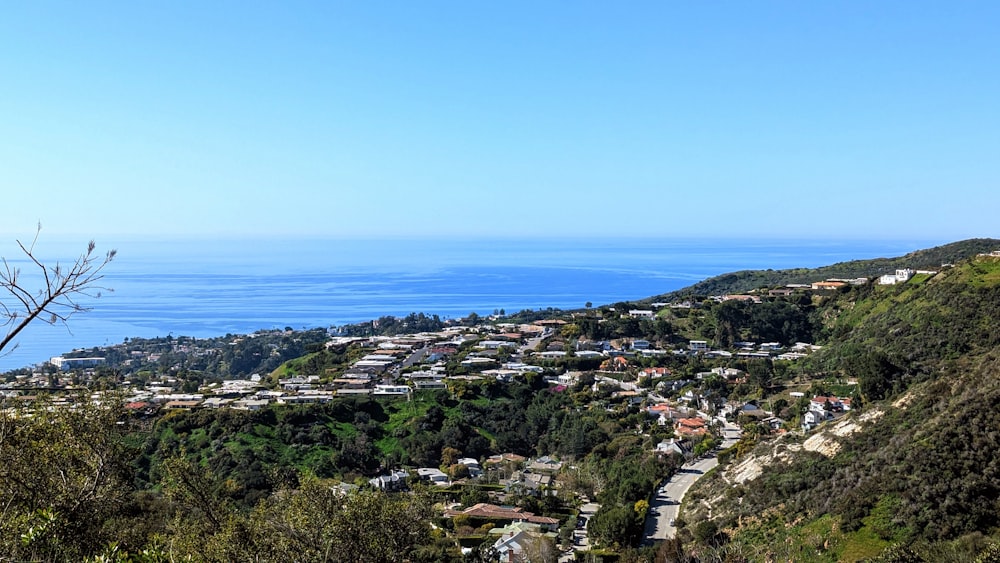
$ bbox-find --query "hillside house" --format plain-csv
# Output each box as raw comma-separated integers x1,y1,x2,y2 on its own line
675,417,708,437
879,269,915,285
811,396,843,412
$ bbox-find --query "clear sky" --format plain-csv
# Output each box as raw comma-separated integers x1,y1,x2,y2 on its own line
2,2,998,241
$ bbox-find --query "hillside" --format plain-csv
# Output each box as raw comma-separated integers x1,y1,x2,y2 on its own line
652,238,1000,299
5,240,1000,562
679,253,1000,562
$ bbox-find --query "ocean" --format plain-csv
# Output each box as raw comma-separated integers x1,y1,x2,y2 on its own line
0,236,938,372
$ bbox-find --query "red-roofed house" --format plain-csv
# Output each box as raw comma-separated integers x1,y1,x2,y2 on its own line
675,417,708,437
640,367,671,378
444,503,560,531
810,396,843,412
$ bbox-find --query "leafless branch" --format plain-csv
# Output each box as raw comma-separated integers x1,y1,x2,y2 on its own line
0,224,116,356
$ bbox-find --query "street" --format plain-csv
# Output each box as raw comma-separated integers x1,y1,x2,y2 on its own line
642,422,741,543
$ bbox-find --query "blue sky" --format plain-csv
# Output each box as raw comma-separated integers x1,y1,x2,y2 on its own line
2,2,998,241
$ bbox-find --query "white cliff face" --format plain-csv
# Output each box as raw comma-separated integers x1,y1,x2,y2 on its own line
803,408,885,458
727,439,802,485
725,408,886,485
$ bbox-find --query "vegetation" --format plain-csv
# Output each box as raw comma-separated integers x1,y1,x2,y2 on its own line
654,238,999,299
5,239,1000,561
679,255,1000,561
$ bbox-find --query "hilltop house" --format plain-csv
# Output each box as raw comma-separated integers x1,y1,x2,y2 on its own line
879,269,915,285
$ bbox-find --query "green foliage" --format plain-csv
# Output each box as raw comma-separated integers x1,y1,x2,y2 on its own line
0,397,139,560
657,238,1000,299
164,475,433,562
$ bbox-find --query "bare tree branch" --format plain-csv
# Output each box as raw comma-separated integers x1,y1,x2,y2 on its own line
0,225,116,356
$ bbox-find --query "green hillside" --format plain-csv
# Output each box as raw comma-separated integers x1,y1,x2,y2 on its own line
653,238,1000,299
680,254,1000,562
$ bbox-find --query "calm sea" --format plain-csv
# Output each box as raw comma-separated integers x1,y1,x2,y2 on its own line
0,237,937,372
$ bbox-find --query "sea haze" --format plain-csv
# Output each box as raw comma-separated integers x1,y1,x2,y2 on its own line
0,237,936,371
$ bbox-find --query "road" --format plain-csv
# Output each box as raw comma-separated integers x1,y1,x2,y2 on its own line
398,346,429,371
642,422,741,543
559,501,600,562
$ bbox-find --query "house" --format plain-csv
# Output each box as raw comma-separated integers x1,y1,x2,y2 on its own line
879,269,915,285
538,351,567,359
810,396,843,412
711,366,742,379
460,357,496,367
416,467,450,485
655,438,690,456
705,350,733,359
762,416,785,430
528,456,563,474
600,356,630,372
802,409,832,430
373,384,410,396
628,310,655,319
777,352,808,360
49,356,106,370
444,503,559,531
486,453,527,465
368,470,408,491
675,417,708,437
811,281,847,291
163,400,202,410
631,339,651,350
647,402,672,415
458,457,482,477
640,367,671,378
232,398,270,411
479,340,517,350
689,340,708,352
490,522,558,563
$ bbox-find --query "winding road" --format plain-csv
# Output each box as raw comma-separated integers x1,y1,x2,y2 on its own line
642,422,741,544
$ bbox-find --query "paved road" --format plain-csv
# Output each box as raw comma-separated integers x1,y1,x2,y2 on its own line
559,502,600,562
399,346,429,370
643,423,741,543
519,333,546,355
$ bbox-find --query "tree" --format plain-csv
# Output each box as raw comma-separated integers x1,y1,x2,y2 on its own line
0,396,137,560
1,225,116,355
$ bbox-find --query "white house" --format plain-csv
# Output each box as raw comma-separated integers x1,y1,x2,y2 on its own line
879,269,915,285
802,409,832,430
628,310,655,319
416,467,450,485
373,384,410,396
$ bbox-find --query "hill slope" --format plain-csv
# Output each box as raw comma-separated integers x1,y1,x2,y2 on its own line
652,238,1000,299
681,253,1000,561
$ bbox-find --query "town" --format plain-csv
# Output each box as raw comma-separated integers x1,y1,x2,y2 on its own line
2,266,918,561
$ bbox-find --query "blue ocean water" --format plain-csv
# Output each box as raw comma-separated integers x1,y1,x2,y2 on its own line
0,237,938,371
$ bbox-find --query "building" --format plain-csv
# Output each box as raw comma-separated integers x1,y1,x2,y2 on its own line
879,269,915,285
49,356,106,370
